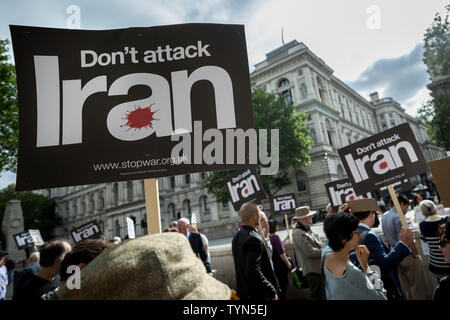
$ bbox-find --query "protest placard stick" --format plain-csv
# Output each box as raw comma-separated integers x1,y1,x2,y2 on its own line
144,178,161,235
387,185,419,256
284,214,291,243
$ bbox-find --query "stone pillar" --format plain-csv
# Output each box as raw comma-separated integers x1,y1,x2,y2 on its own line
1,200,27,263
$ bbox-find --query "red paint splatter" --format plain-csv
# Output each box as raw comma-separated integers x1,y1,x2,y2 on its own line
121,104,159,131
379,161,388,170
349,195,355,200
282,205,287,209
244,189,248,194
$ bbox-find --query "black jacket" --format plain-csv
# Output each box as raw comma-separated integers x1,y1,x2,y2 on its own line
188,231,211,273
232,225,279,300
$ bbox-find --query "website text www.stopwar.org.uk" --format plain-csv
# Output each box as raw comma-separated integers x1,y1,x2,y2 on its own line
92,155,189,174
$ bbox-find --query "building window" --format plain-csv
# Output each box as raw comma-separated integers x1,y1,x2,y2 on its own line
309,129,317,145
98,220,104,233
127,181,133,202
90,194,95,212
281,90,292,105
382,123,387,130
183,199,192,216
115,219,121,237
278,78,289,87
296,171,307,192
168,203,176,219
390,121,395,128
113,183,119,205
99,190,105,210
222,200,229,208
170,176,176,189
185,174,191,185
380,114,385,120
201,196,210,213
201,172,207,180
298,68,303,76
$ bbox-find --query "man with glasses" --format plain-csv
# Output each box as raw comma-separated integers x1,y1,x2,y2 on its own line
349,199,413,300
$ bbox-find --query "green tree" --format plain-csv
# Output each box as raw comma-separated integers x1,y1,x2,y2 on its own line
423,8,449,78
0,184,60,241
0,39,18,173
419,8,450,150
202,88,313,216
418,93,450,150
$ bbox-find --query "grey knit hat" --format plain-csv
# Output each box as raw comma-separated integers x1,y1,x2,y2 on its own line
57,232,231,300
419,199,437,218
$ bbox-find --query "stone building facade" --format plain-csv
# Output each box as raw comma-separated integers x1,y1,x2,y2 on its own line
39,40,446,241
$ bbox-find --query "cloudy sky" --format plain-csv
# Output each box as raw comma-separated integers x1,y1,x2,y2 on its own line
0,0,447,189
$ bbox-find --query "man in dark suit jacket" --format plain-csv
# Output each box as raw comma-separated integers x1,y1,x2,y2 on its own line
177,218,212,274
13,252,41,299
232,202,279,300
350,207,414,299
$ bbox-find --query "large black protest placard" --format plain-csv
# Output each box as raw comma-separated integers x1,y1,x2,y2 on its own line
338,123,428,195
325,179,373,212
13,229,44,250
71,220,102,244
226,168,267,211
10,24,255,191
273,193,296,215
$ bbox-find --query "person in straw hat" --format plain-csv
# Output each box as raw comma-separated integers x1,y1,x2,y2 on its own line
56,232,231,300
292,206,324,300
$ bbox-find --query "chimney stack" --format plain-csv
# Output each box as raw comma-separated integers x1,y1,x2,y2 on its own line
369,92,379,102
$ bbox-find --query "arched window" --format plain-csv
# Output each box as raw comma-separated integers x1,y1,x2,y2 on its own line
99,190,105,210
168,203,176,219
183,199,192,217
98,220,104,233
278,78,289,87
200,196,210,214
113,183,119,205
90,193,95,212
115,219,121,237
127,180,133,202
296,172,307,192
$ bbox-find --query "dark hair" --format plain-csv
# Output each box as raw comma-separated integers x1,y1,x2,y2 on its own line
323,212,359,252
268,219,278,233
439,221,450,247
39,240,71,267
352,211,372,221
60,238,113,281
397,195,409,205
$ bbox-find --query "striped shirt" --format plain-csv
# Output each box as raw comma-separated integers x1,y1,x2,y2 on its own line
419,215,450,275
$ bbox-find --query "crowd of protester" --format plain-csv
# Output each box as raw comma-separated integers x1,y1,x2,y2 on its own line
1,191,449,301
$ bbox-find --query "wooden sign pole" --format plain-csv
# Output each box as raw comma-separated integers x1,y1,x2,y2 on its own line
284,214,291,243
387,184,419,256
144,178,161,235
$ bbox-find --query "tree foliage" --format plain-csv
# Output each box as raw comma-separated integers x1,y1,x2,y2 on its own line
0,39,18,173
423,8,449,78
418,93,450,150
0,184,60,241
202,88,313,215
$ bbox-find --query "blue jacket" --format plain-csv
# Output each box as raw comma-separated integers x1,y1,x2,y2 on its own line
350,224,411,298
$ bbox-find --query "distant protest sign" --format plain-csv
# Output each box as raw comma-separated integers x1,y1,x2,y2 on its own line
71,220,102,244
338,123,428,195
13,229,44,250
427,157,450,207
10,24,255,190
325,178,373,212
272,193,296,215
226,168,267,211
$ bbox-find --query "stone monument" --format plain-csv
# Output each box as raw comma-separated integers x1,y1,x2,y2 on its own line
1,200,27,263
